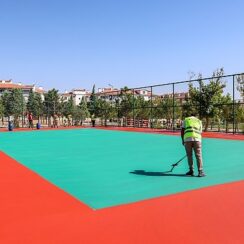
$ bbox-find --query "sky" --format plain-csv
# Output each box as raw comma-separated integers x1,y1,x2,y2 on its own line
0,0,244,92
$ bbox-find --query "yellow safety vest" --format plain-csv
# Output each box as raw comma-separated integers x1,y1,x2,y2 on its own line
183,117,202,141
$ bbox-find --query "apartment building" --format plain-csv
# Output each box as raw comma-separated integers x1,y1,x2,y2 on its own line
96,87,153,102
0,79,45,101
60,88,91,105
96,87,120,103
160,92,189,104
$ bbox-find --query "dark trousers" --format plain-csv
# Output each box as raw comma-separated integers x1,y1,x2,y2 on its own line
184,141,203,171
29,120,33,128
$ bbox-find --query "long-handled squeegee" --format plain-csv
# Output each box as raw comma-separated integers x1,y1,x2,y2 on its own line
168,155,187,172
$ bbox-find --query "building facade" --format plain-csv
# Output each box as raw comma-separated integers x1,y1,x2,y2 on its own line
59,89,91,105
0,79,45,101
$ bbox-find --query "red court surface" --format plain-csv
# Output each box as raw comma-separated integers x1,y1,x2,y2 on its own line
0,151,243,244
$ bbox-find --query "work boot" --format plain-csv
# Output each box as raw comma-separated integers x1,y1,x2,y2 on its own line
186,170,194,176
198,170,206,177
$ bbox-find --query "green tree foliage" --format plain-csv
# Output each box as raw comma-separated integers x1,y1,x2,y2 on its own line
72,106,83,125
63,97,75,118
26,90,35,113
65,98,90,125
58,97,66,117
95,99,112,126
151,96,181,129
0,96,5,118
215,94,232,132
151,97,162,119
79,98,90,122
2,92,11,118
35,93,44,119
234,102,244,133
27,90,44,119
188,69,227,131
44,89,59,116
134,96,150,119
236,74,244,98
2,89,25,127
159,97,174,120
118,87,134,118
182,93,194,118
88,84,97,116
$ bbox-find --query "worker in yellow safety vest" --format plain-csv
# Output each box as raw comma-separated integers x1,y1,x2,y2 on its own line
181,113,206,177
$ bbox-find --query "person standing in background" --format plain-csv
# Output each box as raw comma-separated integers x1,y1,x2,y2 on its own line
28,112,33,129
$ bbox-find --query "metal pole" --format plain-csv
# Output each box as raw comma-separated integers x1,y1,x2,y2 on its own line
232,75,235,134
172,83,175,131
150,86,153,129
133,89,135,127
199,81,202,119
22,98,24,128
116,92,119,127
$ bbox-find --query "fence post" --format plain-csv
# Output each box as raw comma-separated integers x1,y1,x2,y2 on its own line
116,92,120,127
232,75,235,134
22,98,24,128
173,83,175,131
150,86,153,129
132,89,135,127
199,81,202,120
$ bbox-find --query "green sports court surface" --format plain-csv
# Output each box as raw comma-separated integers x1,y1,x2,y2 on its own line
0,128,243,209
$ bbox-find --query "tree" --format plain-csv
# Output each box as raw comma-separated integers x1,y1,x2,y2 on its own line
72,106,83,125
188,68,226,131
95,98,113,126
44,89,59,117
58,96,66,121
118,87,134,119
182,93,195,118
2,92,11,118
215,94,232,132
234,101,244,133
78,98,90,124
63,97,75,118
236,74,244,133
2,89,25,127
88,84,97,116
26,90,43,120
151,97,161,119
160,97,174,121
0,97,4,125
34,93,44,120
26,90,35,113
236,74,244,99
134,96,150,120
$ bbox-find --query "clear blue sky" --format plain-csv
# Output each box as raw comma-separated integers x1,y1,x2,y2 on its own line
0,0,243,92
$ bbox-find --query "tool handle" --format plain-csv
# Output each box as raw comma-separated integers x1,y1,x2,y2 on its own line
171,155,187,166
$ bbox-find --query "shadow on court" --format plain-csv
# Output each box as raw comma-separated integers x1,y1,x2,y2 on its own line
130,170,190,177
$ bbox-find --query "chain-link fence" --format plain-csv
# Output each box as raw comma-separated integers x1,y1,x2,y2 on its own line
1,73,243,133
92,73,244,134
